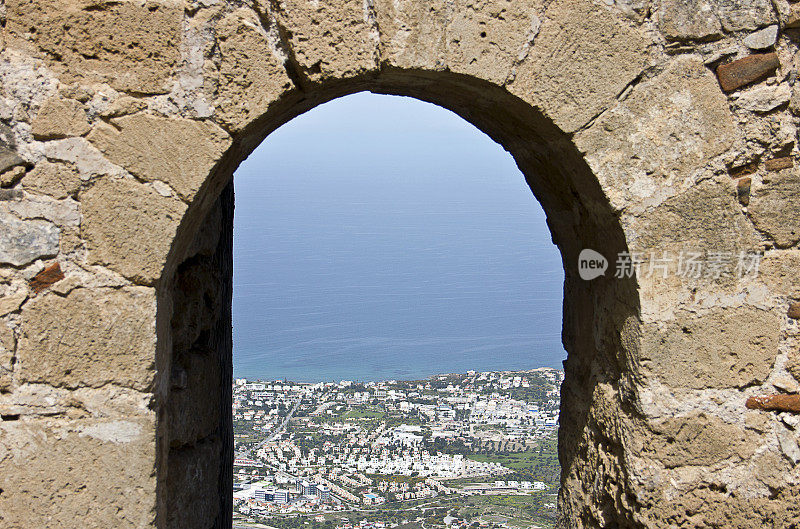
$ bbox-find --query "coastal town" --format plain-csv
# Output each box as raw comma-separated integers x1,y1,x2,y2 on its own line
232,369,563,529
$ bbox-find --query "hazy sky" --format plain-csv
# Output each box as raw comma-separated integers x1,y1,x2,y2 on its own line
232,92,565,382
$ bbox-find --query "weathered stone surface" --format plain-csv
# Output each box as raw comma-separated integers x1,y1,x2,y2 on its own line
18,288,156,390
5,0,182,94
20,161,82,199
508,0,648,133
748,170,800,247
0,417,157,528
0,166,25,187
273,0,379,82
717,53,780,92
658,0,722,42
81,177,187,284
0,292,26,317
29,261,64,294
649,413,757,467
87,114,231,201
788,302,800,319
575,57,737,214
786,5,800,29
641,307,780,389
377,0,544,85
0,211,59,266
31,97,90,140
715,0,777,32
760,250,800,294
214,8,295,132
733,83,791,113
743,25,778,50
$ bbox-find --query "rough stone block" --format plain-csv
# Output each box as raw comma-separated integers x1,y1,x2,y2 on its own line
31,98,90,140
575,57,737,214
18,287,156,390
716,53,780,93
748,170,800,247
87,114,231,202
274,0,379,82
760,250,800,294
649,412,756,467
715,0,776,32
20,161,82,199
0,417,157,528
0,211,59,266
80,177,187,284
743,25,778,50
641,307,779,389
658,0,723,42
5,0,182,94
213,8,295,132
508,0,648,133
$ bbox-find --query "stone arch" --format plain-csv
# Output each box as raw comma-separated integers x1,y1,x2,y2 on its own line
1,1,798,528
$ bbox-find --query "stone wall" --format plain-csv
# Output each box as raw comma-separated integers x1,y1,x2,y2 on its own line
0,1,798,528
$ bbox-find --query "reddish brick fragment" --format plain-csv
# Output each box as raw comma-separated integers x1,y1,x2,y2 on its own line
716,53,780,92
29,262,65,294
736,177,751,206
765,157,794,172
746,394,800,413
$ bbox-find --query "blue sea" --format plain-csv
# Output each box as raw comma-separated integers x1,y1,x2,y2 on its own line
231,93,566,383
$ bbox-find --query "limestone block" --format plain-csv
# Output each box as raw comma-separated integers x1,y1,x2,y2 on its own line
0,323,15,392
575,57,737,214
31,97,90,140
508,0,649,133
5,0,182,94
649,413,756,467
87,114,231,201
0,211,59,266
715,0,777,32
759,250,800,295
658,0,722,42
18,287,156,390
0,417,156,528
20,161,82,199
80,177,187,284
0,293,26,317
743,25,778,50
748,170,800,248
641,307,779,389
631,179,758,256
273,0,379,82
732,83,791,113
214,8,295,132
376,0,544,85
